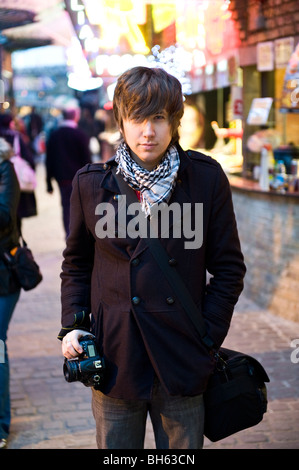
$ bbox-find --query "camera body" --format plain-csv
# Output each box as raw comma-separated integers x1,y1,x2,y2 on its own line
63,335,105,389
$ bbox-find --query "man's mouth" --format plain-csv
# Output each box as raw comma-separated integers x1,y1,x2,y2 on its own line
140,143,156,148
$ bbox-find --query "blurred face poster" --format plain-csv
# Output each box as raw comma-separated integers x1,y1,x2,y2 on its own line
280,41,299,112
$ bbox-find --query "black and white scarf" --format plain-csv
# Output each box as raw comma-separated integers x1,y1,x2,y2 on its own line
115,141,180,216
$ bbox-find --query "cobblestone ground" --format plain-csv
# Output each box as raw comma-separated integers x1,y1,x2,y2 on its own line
4,164,299,450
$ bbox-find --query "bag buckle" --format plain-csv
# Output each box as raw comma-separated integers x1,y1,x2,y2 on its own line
214,351,227,372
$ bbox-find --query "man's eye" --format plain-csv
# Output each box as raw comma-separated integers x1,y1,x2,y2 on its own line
155,114,165,120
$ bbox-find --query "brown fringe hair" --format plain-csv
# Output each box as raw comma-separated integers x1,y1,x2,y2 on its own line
113,67,184,144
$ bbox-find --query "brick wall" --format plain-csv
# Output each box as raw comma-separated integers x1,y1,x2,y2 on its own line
229,0,299,45
231,187,299,322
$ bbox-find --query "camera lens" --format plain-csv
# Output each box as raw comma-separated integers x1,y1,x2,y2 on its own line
63,359,80,382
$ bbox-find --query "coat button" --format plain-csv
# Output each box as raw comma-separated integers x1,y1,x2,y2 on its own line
103,163,109,170
166,296,175,304
132,296,141,305
168,258,177,266
131,258,140,266
113,194,120,201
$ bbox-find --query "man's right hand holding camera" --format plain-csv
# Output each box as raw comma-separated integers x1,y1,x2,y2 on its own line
62,329,89,359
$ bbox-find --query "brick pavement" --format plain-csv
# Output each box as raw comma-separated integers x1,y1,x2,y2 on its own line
4,163,299,449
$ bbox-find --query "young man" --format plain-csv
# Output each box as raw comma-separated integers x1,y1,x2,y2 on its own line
59,66,246,449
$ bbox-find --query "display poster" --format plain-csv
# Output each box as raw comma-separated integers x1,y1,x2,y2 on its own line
275,37,294,69
257,41,274,71
280,41,299,112
247,97,273,125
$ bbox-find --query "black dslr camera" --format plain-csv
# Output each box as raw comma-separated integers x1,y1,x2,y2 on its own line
63,335,105,389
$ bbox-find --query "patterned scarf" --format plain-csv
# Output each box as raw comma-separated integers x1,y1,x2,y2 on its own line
115,141,180,216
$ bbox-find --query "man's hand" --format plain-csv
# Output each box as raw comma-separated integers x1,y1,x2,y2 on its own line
62,329,91,359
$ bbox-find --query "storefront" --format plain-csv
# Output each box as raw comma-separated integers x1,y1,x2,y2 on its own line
227,38,299,323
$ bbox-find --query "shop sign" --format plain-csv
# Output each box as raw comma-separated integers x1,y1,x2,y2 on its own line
275,37,294,69
231,86,243,120
13,75,56,91
257,41,274,72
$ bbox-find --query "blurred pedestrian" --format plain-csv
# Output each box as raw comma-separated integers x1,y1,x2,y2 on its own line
45,107,91,237
0,138,21,449
78,106,97,141
0,113,37,232
96,107,120,162
78,107,103,162
25,106,43,159
59,66,246,449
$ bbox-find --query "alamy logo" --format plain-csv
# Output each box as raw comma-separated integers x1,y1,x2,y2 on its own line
95,195,203,249
290,339,299,364
0,339,4,364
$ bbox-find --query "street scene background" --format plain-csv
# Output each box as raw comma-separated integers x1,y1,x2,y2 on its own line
5,162,299,449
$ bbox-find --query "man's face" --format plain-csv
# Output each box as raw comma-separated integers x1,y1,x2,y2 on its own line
122,111,172,171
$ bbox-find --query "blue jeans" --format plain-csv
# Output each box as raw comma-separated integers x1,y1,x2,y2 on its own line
92,379,204,449
0,290,20,439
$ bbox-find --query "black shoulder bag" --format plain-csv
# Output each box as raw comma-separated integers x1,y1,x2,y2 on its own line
113,167,270,442
2,232,43,292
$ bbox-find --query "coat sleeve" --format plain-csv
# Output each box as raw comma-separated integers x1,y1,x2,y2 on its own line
0,161,20,230
203,163,246,348
58,171,95,339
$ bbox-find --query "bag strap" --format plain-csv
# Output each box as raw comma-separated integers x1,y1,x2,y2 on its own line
112,167,216,351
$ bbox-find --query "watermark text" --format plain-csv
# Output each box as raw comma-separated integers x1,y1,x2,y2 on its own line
290,339,299,364
95,196,203,249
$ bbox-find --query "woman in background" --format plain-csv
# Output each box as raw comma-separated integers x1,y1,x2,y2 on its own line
0,137,21,449
0,113,37,232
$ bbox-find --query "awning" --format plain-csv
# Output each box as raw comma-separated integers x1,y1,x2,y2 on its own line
0,1,74,50
0,7,35,30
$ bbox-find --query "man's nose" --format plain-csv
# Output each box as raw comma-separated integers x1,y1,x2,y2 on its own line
143,120,155,137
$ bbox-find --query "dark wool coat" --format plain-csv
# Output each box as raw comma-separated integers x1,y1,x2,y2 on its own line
0,160,20,294
59,145,246,400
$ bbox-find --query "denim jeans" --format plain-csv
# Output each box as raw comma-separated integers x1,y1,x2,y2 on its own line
0,290,20,439
92,379,204,449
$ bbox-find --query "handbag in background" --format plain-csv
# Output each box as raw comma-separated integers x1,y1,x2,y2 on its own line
11,134,37,192
2,237,42,291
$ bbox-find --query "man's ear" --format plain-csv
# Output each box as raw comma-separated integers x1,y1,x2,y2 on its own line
119,126,125,138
